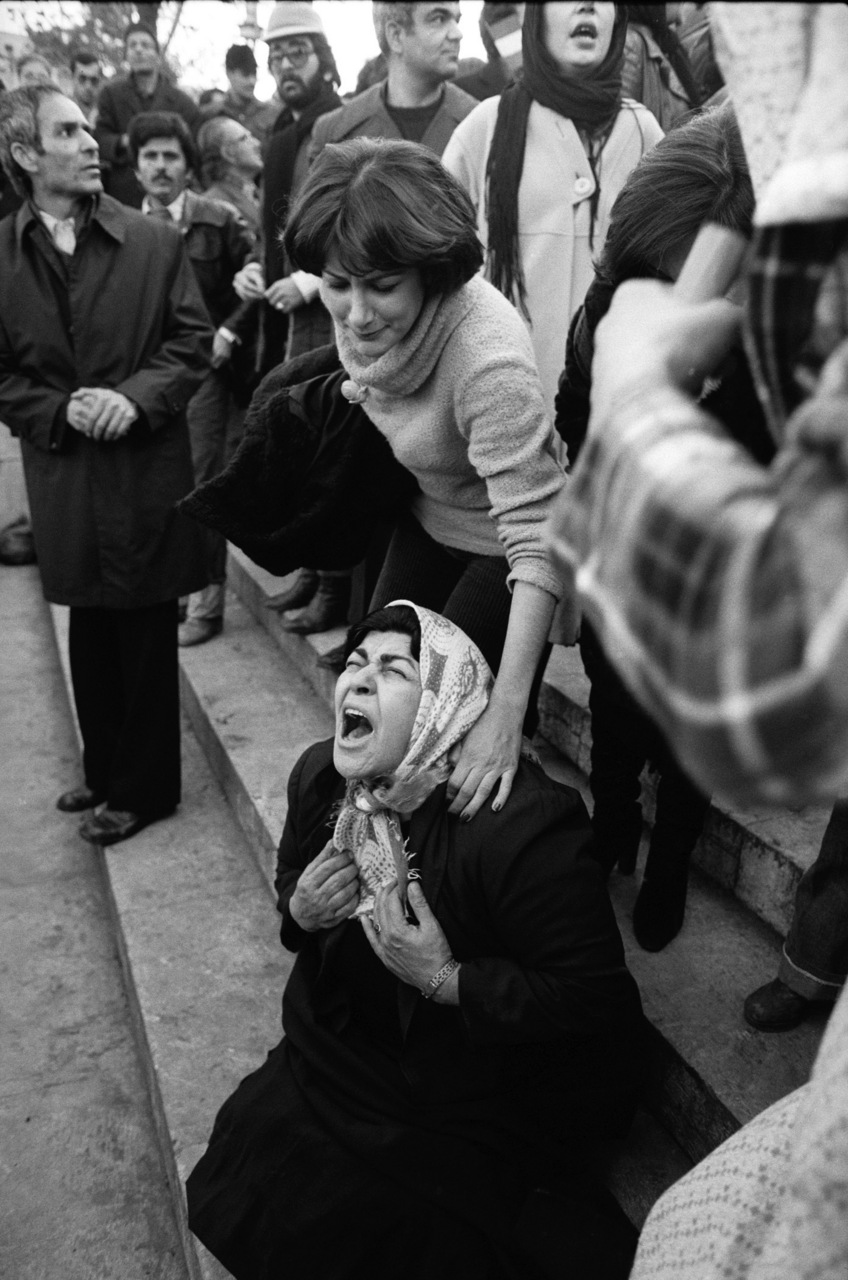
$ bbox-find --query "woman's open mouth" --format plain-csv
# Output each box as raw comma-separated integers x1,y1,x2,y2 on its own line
571,20,598,39
341,709,374,742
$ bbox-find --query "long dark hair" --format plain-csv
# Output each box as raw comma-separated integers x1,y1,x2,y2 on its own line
485,3,629,315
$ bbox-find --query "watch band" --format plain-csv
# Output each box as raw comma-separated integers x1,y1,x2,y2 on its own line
422,956,459,999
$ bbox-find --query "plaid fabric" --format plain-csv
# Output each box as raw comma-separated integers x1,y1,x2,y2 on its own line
547,220,848,806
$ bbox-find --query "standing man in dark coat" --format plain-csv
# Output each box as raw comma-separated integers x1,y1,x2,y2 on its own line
95,21,202,208
0,85,213,846
232,2,342,375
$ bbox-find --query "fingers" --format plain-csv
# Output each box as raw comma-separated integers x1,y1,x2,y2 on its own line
491,768,516,814
446,761,501,819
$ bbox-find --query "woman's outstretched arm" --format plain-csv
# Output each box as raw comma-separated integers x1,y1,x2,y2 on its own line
446,581,556,819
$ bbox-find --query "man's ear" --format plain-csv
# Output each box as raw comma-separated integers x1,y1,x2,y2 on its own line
384,19,406,57
10,140,39,177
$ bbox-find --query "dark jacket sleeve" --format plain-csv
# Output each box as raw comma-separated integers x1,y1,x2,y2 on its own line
220,209,259,333
117,237,213,430
0,310,70,452
94,81,128,167
454,767,639,1049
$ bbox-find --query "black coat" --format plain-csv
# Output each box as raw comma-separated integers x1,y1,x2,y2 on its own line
179,345,418,575
0,196,214,607
188,740,644,1280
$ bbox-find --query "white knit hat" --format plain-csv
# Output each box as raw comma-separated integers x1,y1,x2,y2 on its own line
262,2,326,43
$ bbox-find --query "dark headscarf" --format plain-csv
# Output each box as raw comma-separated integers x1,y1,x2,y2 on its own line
485,3,629,314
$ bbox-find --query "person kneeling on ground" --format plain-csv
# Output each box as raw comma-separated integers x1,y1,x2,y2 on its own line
187,602,645,1280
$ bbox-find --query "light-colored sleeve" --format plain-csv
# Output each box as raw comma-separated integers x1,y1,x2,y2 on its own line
454,310,565,600
546,382,848,806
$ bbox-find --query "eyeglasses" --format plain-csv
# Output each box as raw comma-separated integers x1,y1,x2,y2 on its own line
268,40,313,69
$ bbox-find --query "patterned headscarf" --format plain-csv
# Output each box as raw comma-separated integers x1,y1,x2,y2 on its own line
332,601,493,916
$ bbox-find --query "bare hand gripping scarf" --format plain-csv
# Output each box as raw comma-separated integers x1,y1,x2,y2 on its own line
332,602,493,916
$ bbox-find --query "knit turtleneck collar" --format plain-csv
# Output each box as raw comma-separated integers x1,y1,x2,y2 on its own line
334,280,477,399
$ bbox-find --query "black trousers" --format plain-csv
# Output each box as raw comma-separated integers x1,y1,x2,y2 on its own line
369,512,550,734
68,600,181,816
580,621,711,871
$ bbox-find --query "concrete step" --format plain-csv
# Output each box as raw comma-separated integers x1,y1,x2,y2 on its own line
539,647,833,939
49,603,309,1280
226,548,826,1168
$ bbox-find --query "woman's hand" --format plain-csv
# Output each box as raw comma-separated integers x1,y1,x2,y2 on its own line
446,701,520,821
361,881,457,1001
288,840,360,932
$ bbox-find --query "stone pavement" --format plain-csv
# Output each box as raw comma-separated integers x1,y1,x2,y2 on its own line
1,565,188,1280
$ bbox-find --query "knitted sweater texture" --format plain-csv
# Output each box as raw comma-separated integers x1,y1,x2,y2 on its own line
334,275,565,599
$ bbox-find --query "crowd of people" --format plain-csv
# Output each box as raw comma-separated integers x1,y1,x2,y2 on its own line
1,3,847,1278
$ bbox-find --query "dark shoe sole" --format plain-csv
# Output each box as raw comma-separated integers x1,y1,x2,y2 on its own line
56,788,106,813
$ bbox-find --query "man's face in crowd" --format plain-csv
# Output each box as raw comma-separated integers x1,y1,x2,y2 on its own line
135,135,189,206
218,118,263,178
126,31,160,76
14,93,102,201
268,35,323,108
393,3,462,83
72,62,102,109
227,65,257,105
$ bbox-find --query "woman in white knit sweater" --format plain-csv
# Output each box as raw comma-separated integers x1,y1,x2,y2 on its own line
284,137,566,822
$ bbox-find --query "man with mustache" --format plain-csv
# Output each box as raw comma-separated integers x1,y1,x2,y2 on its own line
130,111,257,648
94,21,201,208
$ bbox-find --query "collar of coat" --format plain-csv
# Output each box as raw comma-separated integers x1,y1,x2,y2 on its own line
17,193,127,246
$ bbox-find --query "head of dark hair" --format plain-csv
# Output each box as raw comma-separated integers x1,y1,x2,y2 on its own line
0,84,63,195
343,604,421,664
127,110,197,171
124,21,159,51
225,43,257,75
597,103,754,287
284,137,483,297
70,50,99,75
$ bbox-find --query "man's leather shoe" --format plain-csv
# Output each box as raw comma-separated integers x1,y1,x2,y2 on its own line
744,977,811,1031
57,785,106,813
79,807,157,846
178,616,223,647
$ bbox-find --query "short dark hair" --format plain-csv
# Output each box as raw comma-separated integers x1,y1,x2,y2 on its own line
344,604,421,663
0,84,63,196
225,44,257,75
597,104,754,287
70,50,100,75
127,111,197,171
284,137,483,297
124,21,159,51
